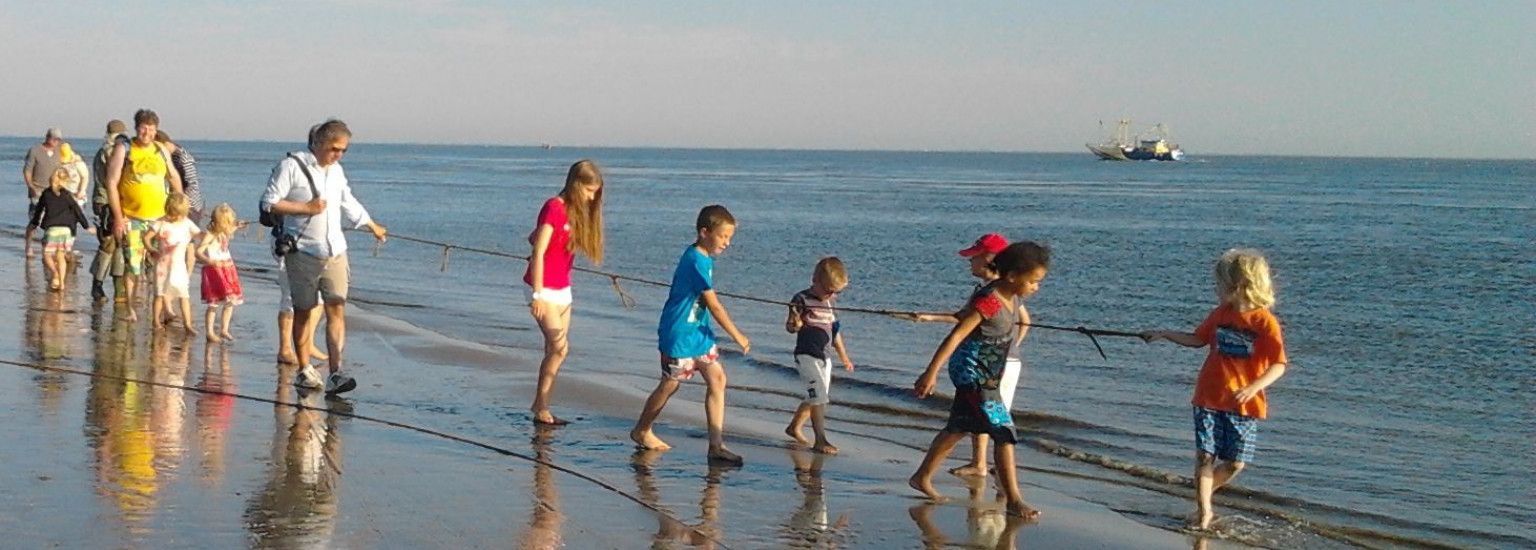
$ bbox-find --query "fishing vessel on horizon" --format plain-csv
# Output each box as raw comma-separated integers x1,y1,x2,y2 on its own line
1087,119,1184,161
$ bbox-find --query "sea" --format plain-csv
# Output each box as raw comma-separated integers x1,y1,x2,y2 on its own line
1,136,1530,548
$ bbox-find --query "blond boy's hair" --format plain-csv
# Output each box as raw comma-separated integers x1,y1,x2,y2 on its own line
165,192,191,219
813,256,848,289
1216,248,1275,310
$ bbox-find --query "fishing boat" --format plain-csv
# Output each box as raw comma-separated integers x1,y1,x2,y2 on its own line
1087,119,1184,161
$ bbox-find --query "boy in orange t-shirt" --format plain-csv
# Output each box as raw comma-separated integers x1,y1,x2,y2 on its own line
1142,249,1289,531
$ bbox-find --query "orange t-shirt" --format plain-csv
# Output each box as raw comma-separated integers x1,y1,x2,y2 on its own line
1191,304,1287,419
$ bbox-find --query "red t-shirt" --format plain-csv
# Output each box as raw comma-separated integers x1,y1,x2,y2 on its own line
1191,304,1288,419
523,197,573,290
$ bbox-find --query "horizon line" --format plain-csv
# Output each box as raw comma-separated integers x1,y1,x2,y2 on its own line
2,135,1531,163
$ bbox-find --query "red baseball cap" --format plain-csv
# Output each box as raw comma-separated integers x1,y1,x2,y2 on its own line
958,233,1008,257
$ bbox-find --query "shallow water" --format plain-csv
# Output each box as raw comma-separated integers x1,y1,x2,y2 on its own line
1,137,1531,548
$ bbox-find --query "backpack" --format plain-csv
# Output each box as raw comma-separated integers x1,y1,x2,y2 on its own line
258,153,319,228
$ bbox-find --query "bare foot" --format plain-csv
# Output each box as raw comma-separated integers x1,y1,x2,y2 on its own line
811,441,839,455
784,425,810,446
207,332,223,343
1006,501,1041,521
124,309,138,323
310,347,329,362
532,411,571,426
1192,509,1214,531
949,464,986,477
220,330,235,341
707,446,744,466
908,474,945,500
630,428,671,451
183,326,199,336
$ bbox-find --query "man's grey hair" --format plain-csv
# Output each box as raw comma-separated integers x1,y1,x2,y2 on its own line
308,119,352,149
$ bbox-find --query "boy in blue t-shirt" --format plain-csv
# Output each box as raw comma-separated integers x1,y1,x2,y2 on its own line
631,205,752,465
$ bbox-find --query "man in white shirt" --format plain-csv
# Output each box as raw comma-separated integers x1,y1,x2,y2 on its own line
260,119,387,395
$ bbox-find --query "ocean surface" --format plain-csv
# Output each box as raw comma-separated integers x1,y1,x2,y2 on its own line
1,136,1530,548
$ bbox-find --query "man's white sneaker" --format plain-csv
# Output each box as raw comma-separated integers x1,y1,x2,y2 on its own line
296,364,324,390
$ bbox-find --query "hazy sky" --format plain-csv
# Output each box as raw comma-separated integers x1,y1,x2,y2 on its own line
2,1,1531,158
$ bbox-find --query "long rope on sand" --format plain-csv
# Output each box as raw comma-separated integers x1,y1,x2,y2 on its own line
0,356,731,549
380,232,1142,359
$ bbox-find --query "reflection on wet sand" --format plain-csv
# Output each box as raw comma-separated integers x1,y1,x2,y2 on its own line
23,264,76,414
518,426,565,549
783,450,852,547
245,367,343,548
81,306,191,534
195,346,236,485
909,475,1028,550
631,449,731,549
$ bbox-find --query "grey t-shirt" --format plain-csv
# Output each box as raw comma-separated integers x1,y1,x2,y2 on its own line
966,282,1020,346
23,144,60,197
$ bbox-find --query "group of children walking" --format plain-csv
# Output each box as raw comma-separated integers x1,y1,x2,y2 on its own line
29,183,245,341
522,160,1290,526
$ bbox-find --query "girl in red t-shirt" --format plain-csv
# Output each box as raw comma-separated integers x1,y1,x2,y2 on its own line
1141,249,1289,531
522,160,605,426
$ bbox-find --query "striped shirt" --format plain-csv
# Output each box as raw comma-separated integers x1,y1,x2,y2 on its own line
171,147,204,213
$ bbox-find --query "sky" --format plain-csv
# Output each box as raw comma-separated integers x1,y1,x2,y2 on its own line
2,1,1531,158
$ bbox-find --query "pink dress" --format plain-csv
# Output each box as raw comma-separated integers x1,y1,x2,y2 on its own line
200,235,244,305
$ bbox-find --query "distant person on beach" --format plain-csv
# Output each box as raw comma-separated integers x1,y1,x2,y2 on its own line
196,203,243,342
522,160,606,426
630,205,751,465
154,131,205,222
22,128,64,257
782,256,855,454
1141,249,1289,531
104,109,184,321
900,233,1029,478
260,119,388,395
909,241,1049,520
89,120,129,302
146,193,201,333
27,167,94,291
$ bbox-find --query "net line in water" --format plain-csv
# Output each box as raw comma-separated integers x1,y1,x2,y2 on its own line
377,231,1142,360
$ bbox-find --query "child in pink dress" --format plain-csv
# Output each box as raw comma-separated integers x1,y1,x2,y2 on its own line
196,203,244,342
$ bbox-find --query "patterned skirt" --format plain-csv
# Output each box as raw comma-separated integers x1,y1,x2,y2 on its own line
942,338,1017,444
201,264,244,305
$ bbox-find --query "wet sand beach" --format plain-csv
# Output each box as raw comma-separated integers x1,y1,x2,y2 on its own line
0,235,1234,548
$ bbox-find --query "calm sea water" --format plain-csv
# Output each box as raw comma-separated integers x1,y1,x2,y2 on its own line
2,137,1530,548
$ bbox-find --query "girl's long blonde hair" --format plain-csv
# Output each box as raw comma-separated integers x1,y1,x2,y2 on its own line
207,203,238,238
559,160,605,265
1215,248,1275,311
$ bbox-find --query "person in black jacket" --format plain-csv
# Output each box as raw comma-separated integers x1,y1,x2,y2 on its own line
29,167,94,291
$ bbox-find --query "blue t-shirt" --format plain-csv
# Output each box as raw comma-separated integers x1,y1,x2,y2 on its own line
658,245,716,357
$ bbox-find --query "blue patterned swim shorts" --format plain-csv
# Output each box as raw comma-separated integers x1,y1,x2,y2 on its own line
1193,406,1259,463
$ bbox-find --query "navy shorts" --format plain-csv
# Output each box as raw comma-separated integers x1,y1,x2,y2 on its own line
1193,406,1258,463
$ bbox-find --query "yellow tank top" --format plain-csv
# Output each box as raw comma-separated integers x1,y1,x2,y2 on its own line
119,141,169,220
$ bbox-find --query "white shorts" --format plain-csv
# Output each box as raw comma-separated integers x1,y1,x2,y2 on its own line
1000,357,1022,411
795,354,832,406
525,286,573,306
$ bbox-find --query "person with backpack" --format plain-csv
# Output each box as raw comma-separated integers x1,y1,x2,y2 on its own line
88,120,128,302
259,119,387,395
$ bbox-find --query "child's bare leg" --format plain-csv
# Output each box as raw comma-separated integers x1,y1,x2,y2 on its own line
809,404,838,455
179,298,197,334
785,403,811,445
700,363,742,464
950,434,990,477
994,441,1038,519
631,378,680,450
151,296,164,328
206,306,221,342
1193,452,1225,530
220,304,236,340
41,251,59,289
54,250,71,285
909,431,966,500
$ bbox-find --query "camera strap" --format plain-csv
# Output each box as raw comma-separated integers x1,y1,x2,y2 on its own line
281,152,324,250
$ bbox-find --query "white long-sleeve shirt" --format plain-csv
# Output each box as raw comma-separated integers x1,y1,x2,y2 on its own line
259,151,373,259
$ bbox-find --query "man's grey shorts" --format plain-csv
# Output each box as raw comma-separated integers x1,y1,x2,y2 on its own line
284,252,350,311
